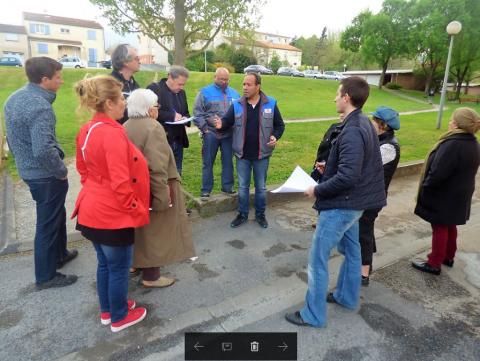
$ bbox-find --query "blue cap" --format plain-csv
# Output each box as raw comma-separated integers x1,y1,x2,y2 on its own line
371,106,400,130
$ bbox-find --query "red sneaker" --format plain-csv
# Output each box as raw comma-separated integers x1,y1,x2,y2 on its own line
100,299,136,325
110,307,147,333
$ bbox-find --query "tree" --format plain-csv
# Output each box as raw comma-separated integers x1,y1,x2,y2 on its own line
269,53,282,73
409,0,465,95
90,0,263,65
341,0,412,88
230,47,256,73
450,0,480,98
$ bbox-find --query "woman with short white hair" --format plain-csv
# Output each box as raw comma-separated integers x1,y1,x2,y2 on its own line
124,89,195,288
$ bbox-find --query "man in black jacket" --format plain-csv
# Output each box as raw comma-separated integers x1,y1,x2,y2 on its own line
110,44,140,124
147,66,190,174
285,76,386,328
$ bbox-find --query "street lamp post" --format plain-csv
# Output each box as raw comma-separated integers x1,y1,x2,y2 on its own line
436,20,462,129
204,49,207,73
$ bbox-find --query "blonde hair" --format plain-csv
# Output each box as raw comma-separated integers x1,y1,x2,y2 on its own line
452,107,480,134
74,75,123,113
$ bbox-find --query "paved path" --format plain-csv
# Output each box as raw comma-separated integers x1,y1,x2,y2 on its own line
1,174,479,361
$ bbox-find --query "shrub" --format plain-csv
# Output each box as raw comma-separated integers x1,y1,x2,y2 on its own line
231,47,257,73
386,82,402,90
269,54,282,74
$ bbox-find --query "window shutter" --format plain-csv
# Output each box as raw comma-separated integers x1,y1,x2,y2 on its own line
29,23,35,33
45,25,50,35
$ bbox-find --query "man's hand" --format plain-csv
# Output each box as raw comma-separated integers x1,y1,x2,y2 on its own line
304,185,316,198
213,115,222,129
314,161,326,174
175,112,184,121
267,135,277,147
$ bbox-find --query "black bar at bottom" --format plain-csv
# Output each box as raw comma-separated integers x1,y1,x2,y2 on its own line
185,332,297,360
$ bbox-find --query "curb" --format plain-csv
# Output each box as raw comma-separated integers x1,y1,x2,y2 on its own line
189,160,424,218
0,170,16,255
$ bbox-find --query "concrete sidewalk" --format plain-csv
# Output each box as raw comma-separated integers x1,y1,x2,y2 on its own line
0,174,479,361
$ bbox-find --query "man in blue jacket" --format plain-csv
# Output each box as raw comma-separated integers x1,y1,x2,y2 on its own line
4,57,78,290
285,76,386,328
215,72,285,229
193,68,240,197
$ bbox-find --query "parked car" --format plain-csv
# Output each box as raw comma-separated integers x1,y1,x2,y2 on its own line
0,56,22,67
322,71,346,80
58,56,86,68
243,64,274,75
98,60,112,69
303,69,323,79
277,67,304,77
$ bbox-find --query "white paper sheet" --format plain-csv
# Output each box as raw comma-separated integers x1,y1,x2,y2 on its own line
271,165,317,193
165,116,195,125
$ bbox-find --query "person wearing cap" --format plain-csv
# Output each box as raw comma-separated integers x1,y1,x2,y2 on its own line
412,107,480,275
359,106,401,286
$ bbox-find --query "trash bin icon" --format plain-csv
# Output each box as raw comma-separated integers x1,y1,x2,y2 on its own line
250,341,259,352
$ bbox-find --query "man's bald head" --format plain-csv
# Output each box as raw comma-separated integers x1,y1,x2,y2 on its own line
214,67,230,90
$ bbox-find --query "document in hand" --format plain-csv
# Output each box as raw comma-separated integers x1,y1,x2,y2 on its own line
271,165,317,193
165,116,195,125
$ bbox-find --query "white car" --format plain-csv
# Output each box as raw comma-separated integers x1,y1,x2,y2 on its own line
58,56,86,68
303,69,323,79
322,71,346,80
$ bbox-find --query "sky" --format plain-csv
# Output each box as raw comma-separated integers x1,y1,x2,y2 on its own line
0,0,384,43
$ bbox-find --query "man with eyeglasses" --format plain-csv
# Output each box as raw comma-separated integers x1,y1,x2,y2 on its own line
193,68,240,198
110,44,141,124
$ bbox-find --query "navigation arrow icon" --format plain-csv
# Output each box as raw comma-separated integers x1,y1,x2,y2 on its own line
277,341,288,352
194,342,204,352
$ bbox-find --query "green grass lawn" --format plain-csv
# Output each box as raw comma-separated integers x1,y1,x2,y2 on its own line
1,67,478,195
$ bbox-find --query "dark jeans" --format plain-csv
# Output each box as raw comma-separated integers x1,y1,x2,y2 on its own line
25,177,68,284
170,141,184,175
201,132,234,193
358,208,381,266
236,157,269,217
93,243,132,323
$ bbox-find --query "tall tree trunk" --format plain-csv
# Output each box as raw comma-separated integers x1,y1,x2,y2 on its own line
173,0,186,66
378,61,388,89
465,79,470,95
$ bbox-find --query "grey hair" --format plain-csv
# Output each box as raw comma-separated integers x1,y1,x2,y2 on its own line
127,89,158,118
111,44,136,71
168,65,189,79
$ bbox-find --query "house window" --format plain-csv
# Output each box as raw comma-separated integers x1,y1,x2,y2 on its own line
5,33,19,42
61,28,70,34
88,48,98,62
37,43,48,54
29,23,50,35
87,30,96,40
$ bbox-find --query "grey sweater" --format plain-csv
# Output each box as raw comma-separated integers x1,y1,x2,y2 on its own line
4,83,67,180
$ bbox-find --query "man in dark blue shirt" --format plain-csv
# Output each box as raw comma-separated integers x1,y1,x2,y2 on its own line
215,73,285,228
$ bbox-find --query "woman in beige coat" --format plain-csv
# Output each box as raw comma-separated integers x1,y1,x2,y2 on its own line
124,89,195,288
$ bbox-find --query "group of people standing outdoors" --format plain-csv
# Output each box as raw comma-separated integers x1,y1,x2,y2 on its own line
4,42,479,332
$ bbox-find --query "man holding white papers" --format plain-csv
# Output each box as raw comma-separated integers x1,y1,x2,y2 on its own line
285,76,385,328
147,66,190,174
194,68,240,198
215,72,285,229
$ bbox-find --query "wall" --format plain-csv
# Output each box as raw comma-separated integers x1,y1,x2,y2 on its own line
0,33,29,59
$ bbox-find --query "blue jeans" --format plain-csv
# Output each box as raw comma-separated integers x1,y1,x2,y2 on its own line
236,157,269,216
170,141,184,175
300,209,363,327
92,243,132,323
201,132,234,193
25,177,68,284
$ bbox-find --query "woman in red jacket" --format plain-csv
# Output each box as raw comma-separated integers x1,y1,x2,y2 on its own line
72,75,150,332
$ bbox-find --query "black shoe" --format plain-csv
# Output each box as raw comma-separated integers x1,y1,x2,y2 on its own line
361,275,370,287
255,214,268,228
57,249,78,269
222,189,236,195
230,214,248,228
326,292,338,304
443,259,454,267
200,192,210,198
411,260,441,275
285,311,311,327
36,273,78,290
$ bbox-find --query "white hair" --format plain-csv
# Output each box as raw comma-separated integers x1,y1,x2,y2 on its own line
127,89,158,118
